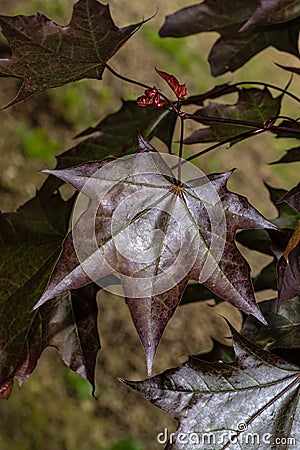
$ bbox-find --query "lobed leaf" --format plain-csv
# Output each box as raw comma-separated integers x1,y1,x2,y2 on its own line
184,88,281,145
0,0,143,106
36,139,278,374
122,327,300,450
0,189,75,395
209,19,300,76
15,285,100,392
159,0,300,76
240,0,300,31
277,184,300,307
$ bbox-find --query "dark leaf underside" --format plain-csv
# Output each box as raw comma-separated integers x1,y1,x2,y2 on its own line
123,327,300,450
159,1,300,76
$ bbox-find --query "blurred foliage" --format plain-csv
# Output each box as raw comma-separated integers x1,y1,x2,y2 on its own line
17,126,58,162
108,439,144,450
50,82,114,129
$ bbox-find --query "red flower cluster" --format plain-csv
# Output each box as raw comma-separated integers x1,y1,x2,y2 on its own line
137,87,165,109
137,68,187,109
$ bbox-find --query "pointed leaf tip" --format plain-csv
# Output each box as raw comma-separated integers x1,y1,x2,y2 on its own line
41,144,275,373
146,346,156,377
126,327,300,448
0,0,143,105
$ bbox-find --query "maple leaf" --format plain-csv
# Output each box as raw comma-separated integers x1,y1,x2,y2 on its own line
278,183,300,212
242,297,300,351
0,0,143,106
36,138,277,374
0,286,100,400
0,284,100,401
0,188,99,398
122,326,300,450
209,19,300,77
237,183,300,256
237,184,299,297
184,88,282,145
41,100,176,196
276,183,300,307
240,0,300,31
159,1,300,76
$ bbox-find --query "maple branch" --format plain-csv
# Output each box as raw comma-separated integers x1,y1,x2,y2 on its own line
185,128,267,162
182,112,300,137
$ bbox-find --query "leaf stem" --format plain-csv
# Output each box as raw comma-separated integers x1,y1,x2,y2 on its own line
105,63,151,90
182,112,300,137
177,116,185,181
105,64,300,139
185,128,267,162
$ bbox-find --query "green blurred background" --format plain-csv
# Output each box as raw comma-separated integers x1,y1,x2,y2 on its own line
0,1,299,449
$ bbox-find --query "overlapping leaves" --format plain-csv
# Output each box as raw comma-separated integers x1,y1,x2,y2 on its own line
0,0,142,106
277,184,300,306
36,139,277,374
0,99,177,397
123,327,300,450
184,87,282,145
237,183,300,299
159,0,300,76
242,297,300,351
0,189,99,398
41,100,176,195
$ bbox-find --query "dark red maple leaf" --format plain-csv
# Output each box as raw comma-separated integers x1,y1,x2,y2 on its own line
35,138,277,374
0,0,143,106
0,184,101,398
159,1,300,77
122,326,300,450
